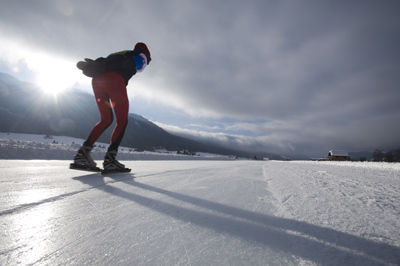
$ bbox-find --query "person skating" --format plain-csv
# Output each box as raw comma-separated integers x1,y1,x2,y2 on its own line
70,42,151,173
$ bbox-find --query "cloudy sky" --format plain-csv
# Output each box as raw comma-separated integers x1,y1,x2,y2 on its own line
0,0,399,157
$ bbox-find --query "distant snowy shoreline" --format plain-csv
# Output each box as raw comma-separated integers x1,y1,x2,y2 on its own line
292,159,400,171
0,132,235,161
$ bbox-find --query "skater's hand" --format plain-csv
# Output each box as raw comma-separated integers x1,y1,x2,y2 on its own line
77,58,95,70
76,61,87,70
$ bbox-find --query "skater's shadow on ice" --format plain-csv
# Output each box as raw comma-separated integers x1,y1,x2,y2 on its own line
74,174,400,265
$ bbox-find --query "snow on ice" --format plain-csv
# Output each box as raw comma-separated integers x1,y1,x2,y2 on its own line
0,159,399,265
0,132,233,161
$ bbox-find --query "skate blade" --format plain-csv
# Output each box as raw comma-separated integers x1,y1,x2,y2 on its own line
70,163,101,172
101,168,131,175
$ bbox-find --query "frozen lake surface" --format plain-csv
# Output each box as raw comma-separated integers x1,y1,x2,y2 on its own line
1,160,399,265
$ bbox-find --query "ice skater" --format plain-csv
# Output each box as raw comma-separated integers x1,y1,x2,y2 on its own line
71,42,151,173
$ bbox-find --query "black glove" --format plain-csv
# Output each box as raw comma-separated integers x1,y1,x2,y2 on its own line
77,58,106,78
77,58,94,70
76,61,87,70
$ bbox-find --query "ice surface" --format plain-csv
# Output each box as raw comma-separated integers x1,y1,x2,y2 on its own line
1,160,399,265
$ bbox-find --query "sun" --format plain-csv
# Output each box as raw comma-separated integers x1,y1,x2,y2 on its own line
0,37,89,96
35,57,80,96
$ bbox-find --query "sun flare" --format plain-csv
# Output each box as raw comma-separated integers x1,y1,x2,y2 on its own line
0,37,88,96
35,56,81,95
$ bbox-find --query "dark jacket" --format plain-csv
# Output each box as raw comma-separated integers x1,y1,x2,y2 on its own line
78,50,139,85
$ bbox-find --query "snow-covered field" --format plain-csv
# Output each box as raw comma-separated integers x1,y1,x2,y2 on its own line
0,132,233,160
1,160,399,265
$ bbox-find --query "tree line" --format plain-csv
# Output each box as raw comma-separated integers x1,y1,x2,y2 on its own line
372,149,400,162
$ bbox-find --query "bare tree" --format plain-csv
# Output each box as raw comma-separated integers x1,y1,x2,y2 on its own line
385,151,394,162
394,149,400,162
373,149,383,162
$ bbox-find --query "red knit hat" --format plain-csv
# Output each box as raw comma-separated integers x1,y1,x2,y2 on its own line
134,42,151,64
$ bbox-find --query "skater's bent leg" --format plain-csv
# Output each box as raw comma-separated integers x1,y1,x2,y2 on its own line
85,94,114,146
108,91,129,152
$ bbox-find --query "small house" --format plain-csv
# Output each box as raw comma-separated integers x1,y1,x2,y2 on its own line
328,150,350,161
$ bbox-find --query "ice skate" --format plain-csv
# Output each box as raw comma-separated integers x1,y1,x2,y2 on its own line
70,144,101,172
102,150,131,174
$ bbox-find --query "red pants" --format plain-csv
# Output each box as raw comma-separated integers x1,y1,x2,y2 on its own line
85,72,129,151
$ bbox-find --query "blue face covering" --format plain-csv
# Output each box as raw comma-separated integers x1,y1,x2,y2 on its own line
133,55,144,71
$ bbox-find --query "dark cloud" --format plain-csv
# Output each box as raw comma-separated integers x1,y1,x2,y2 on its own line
1,0,399,156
